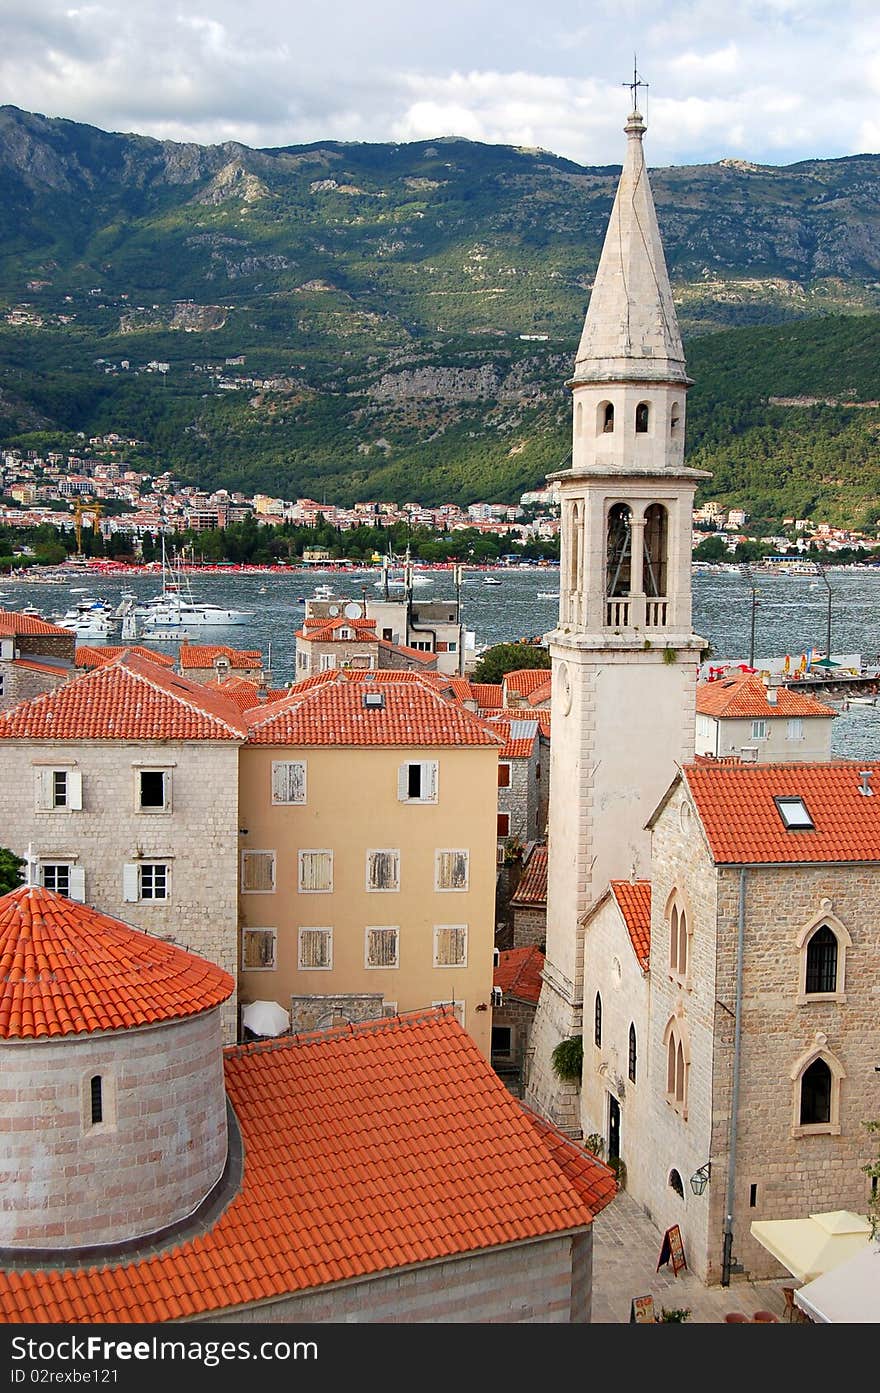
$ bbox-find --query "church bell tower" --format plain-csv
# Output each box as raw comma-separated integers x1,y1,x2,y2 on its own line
526,95,709,1132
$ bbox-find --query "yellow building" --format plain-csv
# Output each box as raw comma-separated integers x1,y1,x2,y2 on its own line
239,673,503,1056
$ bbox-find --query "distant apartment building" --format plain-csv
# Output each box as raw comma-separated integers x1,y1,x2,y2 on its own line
695,672,835,763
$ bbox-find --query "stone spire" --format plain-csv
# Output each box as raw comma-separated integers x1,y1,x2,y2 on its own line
573,108,687,385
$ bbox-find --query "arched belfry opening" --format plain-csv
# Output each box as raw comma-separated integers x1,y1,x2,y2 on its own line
598,401,615,434
635,402,650,434
643,504,668,598
606,504,632,598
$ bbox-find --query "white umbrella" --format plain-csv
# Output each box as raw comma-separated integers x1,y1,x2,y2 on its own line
241,1000,290,1037
794,1240,880,1323
750,1210,872,1284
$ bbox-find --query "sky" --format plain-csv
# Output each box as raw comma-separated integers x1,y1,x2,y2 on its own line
2,1,880,169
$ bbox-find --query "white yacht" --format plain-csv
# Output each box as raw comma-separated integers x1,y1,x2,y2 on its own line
140,545,254,630
55,598,114,638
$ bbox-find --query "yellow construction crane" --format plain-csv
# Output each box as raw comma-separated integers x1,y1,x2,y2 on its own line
72,499,103,556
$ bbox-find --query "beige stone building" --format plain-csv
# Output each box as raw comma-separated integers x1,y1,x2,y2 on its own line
238,673,503,1057
0,651,244,1038
581,762,880,1284
695,671,835,762
294,612,439,678
0,612,75,711
178,643,265,686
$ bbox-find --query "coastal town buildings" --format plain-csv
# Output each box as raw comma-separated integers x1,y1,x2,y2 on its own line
695,671,836,762
0,611,75,710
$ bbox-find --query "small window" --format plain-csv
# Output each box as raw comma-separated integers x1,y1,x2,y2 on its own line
497,812,510,837
498,762,511,788
628,1023,637,1083
319,653,335,671
492,1025,514,1060
436,849,469,891
752,719,768,741
40,862,70,896
365,926,399,969
398,760,438,803
241,850,276,893
138,863,168,900
271,760,306,804
367,849,400,892
599,401,614,433
635,402,650,433
298,849,333,892
594,991,602,1047
298,926,332,970
363,688,384,707
670,402,681,433
90,1075,103,1126
35,767,82,811
805,926,838,994
53,770,68,808
775,796,814,830
138,768,169,811
669,1169,684,1198
800,1058,832,1126
663,1017,689,1117
241,926,276,971
787,718,804,742
434,924,468,967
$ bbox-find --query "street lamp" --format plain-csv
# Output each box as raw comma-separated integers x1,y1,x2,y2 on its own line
689,1162,711,1196
818,564,832,659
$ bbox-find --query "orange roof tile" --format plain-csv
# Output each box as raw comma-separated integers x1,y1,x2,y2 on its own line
75,645,174,669
0,1010,599,1322
298,617,377,643
609,880,651,970
211,677,262,710
8,658,69,676
179,645,262,669
494,946,545,1003
0,886,234,1040
535,710,551,739
502,668,552,698
520,1107,617,1216
682,761,880,864
0,611,69,637
697,673,836,719
376,639,438,665
510,845,548,906
471,683,503,710
491,711,540,758
527,677,552,706
0,651,246,742
245,678,503,747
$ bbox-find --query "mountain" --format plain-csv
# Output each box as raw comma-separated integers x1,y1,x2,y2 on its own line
1,104,880,519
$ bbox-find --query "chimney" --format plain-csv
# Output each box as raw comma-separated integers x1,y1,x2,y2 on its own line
858,770,873,797
762,672,778,705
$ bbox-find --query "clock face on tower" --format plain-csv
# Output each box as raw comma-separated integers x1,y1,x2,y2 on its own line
556,660,572,715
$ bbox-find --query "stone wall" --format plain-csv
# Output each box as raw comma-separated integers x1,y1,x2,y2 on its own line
0,1011,228,1249
0,662,71,712
491,995,538,1096
512,904,546,949
289,993,385,1032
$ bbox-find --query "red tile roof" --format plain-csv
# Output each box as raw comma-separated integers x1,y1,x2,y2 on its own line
527,677,553,706
510,845,548,906
0,611,69,637
75,645,174,669
298,617,377,643
246,678,503,747
8,658,68,676
491,710,540,758
212,677,262,710
471,683,503,710
376,638,438,665
0,651,246,742
521,1107,617,1216
494,946,545,1004
0,1010,599,1322
697,672,836,718
535,710,551,739
0,886,234,1040
503,668,552,698
682,761,880,864
609,880,651,970
179,645,262,669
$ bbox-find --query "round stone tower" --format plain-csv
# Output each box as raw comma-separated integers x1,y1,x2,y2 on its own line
0,885,234,1251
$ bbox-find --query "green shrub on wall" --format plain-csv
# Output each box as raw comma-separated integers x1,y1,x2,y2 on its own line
551,1035,583,1083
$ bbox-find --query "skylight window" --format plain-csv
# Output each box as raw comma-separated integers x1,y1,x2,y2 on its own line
363,690,385,709
774,796,814,830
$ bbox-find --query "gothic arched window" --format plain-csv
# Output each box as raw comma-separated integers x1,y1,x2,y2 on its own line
594,991,603,1047
663,1016,690,1118
606,504,632,597
643,504,668,598
800,1058,832,1126
790,1038,845,1136
805,925,838,995
598,401,615,433
628,1023,637,1084
635,402,650,433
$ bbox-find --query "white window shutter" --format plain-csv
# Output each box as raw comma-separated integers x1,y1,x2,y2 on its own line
290,761,306,803
35,768,52,811
397,764,409,801
67,770,83,811
122,863,139,902
271,762,288,804
424,761,438,802
68,866,86,903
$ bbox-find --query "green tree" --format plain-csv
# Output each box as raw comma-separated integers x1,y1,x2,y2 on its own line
693,534,728,561
471,642,551,684
0,847,25,894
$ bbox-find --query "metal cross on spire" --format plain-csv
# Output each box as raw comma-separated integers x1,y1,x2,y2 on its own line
623,56,648,113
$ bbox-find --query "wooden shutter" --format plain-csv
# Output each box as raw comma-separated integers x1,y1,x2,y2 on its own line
242,851,275,892
67,769,83,810
397,764,410,801
437,850,468,889
368,850,398,890
299,850,332,891
35,768,53,811
299,927,332,969
122,863,139,902
423,761,438,802
435,924,467,966
68,866,86,903
272,760,306,804
366,927,399,968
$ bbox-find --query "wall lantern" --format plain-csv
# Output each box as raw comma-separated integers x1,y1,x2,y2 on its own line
689,1162,711,1195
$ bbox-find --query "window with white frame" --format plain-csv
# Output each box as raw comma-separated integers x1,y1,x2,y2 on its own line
790,1040,845,1136
367,849,400,891
241,926,276,971
123,862,169,902
696,714,713,741
787,717,804,741
298,849,333,892
435,849,469,891
271,760,307,804
433,923,468,967
241,850,276,893
319,653,335,671
365,926,400,969
432,999,465,1027
796,906,851,1004
397,760,438,803
298,926,333,970
751,719,768,741
136,768,171,812
34,767,82,811
39,861,86,902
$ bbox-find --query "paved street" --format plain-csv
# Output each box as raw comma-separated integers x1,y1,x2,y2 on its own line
591,1190,790,1324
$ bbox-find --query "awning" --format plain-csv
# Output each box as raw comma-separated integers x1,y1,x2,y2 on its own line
794,1241,880,1323
750,1210,872,1284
